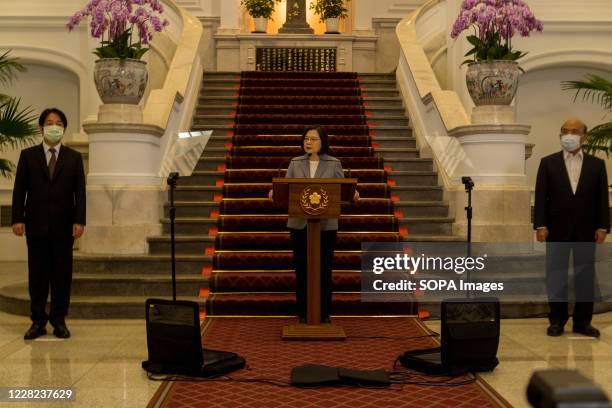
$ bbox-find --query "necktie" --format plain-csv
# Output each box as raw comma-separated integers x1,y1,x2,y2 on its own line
48,148,57,179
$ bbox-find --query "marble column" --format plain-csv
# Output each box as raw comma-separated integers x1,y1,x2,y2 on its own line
353,0,374,36
80,104,165,254
218,0,240,34
279,0,314,34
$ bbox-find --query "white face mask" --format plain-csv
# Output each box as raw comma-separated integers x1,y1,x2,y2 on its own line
43,125,64,144
560,133,581,152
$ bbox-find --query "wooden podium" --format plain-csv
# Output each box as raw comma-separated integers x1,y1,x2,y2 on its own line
272,177,357,340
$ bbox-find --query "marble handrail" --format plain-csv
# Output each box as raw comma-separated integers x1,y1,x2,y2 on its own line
395,0,470,131
143,0,202,128
142,0,204,178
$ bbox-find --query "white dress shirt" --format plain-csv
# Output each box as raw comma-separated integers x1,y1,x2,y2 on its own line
563,149,583,195
309,160,319,178
43,141,62,165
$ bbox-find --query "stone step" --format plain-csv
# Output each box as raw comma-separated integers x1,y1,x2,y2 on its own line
370,125,412,137
394,201,449,218
384,158,433,171
71,273,204,296
202,135,417,149
0,283,204,319
179,170,222,186
191,114,409,127
172,184,443,202
358,73,396,81
198,95,239,105
359,88,399,97
74,253,211,275
175,186,221,201
203,72,241,80
3,280,610,319
201,87,241,97
161,218,218,235
194,106,407,117
392,186,443,201
201,78,240,88
389,171,439,186
148,235,215,255
399,217,454,235
362,96,403,108
164,201,220,219
371,136,416,149
402,235,464,242
357,79,397,89
375,148,419,158
194,157,225,171
191,124,233,136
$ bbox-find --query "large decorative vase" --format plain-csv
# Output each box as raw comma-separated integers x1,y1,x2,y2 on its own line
93,58,148,104
253,17,268,33
465,61,520,106
325,18,340,33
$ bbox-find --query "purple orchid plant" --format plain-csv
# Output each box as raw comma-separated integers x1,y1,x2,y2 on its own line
451,0,543,67
67,0,169,60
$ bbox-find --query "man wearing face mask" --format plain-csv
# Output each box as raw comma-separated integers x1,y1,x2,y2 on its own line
534,118,609,338
11,108,86,340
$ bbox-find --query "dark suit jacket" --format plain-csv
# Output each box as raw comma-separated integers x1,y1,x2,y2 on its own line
11,144,86,238
534,151,610,242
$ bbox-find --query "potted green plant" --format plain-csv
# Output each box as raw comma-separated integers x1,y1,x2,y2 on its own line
450,0,543,106
562,75,612,156
0,51,38,178
67,0,169,104
241,0,281,33
309,0,350,34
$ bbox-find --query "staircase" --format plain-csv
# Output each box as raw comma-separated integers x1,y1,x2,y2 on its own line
0,71,463,319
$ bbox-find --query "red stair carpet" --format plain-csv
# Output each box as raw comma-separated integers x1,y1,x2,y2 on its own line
204,71,416,316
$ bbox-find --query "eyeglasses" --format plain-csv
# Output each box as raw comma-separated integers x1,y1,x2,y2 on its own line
304,138,321,143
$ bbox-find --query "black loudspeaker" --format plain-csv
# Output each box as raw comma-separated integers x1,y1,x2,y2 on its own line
527,370,611,408
143,299,203,375
399,298,500,375
142,299,246,377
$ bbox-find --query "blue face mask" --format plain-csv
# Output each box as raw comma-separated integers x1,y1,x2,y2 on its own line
44,125,64,144
560,134,581,152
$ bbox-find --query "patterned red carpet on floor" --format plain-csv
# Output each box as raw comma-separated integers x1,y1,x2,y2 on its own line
147,317,510,408
204,71,416,316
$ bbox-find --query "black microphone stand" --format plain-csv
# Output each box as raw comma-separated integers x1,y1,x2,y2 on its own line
462,176,474,299
167,172,180,302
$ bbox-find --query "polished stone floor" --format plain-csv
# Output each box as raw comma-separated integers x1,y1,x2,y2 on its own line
0,261,611,407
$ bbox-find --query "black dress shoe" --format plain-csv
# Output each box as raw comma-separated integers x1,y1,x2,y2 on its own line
547,324,564,337
24,323,47,340
52,324,70,339
573,325,600,338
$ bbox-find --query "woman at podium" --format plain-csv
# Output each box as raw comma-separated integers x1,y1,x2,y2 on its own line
269,126,359,323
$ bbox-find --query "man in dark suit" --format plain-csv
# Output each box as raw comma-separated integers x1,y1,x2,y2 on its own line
11,108,86,340
534,118,609,338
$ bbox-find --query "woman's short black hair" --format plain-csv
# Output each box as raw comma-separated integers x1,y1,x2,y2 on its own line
39,108,68,129
300,125,330,155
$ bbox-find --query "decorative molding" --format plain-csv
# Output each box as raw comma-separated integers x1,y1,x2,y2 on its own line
372,18,402,29
0,15,87,28
448,124,532,138
83,123,165,139
1,44,89,73
521,49,612,72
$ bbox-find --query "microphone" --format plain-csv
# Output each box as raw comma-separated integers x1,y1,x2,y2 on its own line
167,172,179,187
343,159,351,179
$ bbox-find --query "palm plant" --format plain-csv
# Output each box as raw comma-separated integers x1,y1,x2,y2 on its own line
0,50,39,178
562,74,612,157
